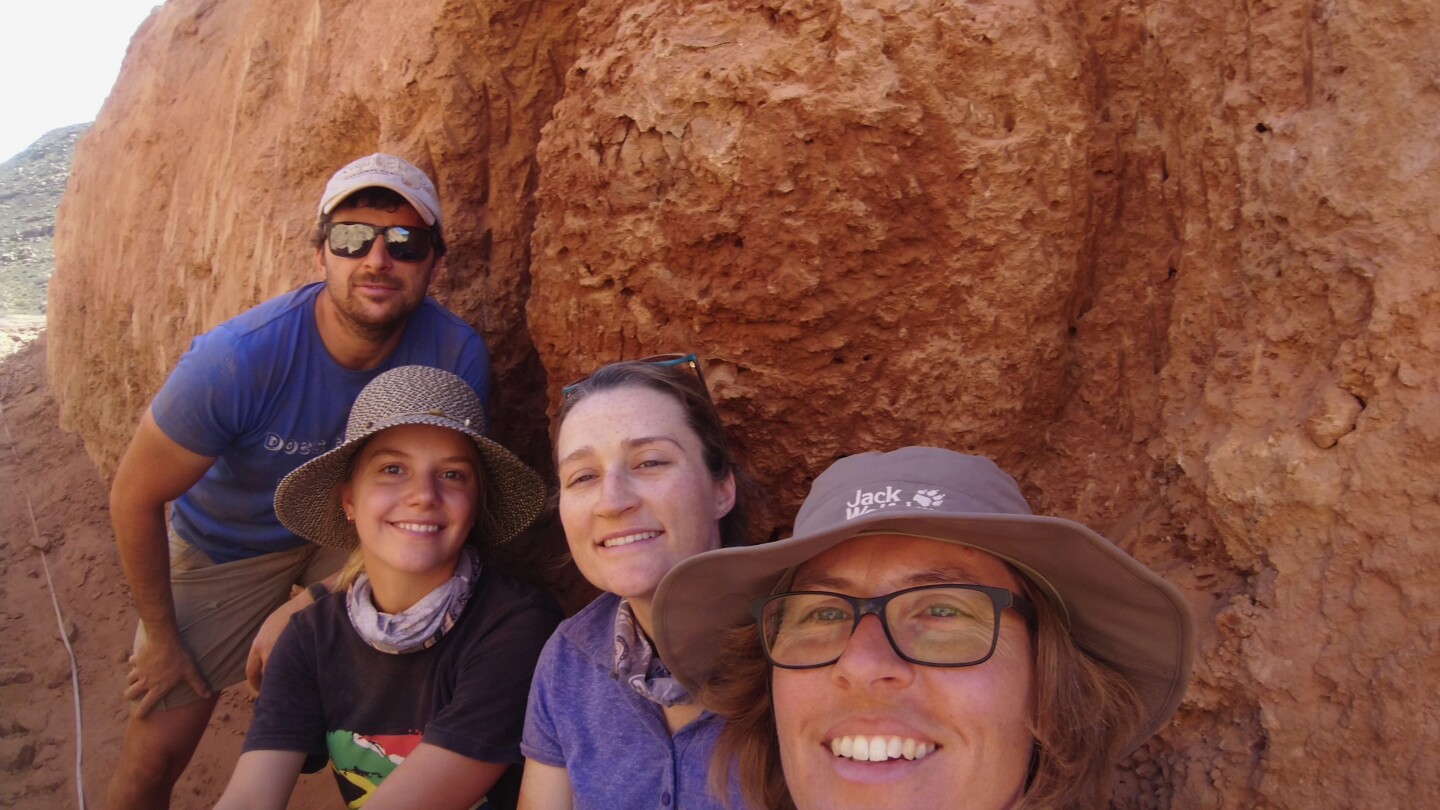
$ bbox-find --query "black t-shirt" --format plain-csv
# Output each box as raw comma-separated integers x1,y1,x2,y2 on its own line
245,564,561,809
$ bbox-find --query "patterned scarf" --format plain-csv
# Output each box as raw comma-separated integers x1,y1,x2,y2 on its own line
346,547,480,654
613,599,693,707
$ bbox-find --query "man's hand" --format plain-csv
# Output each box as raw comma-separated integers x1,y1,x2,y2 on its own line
245,586,316,694
125,632,212,719
109,410,217,719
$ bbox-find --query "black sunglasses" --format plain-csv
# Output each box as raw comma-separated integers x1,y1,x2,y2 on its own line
324,222,436,263
560,353,710,400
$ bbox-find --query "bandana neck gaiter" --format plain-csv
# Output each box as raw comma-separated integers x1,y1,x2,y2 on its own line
346,546,480,654
613,598,694,708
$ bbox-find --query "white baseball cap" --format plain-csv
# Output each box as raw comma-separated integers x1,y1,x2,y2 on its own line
318,153,443,226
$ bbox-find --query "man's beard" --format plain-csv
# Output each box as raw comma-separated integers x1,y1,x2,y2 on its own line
328,275,412,341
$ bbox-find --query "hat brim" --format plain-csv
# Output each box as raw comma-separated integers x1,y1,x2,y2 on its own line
652,508,1194,754
320,181,440,227
274,414,545,550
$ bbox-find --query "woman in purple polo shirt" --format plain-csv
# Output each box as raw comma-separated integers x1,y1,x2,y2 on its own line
518,355,754,810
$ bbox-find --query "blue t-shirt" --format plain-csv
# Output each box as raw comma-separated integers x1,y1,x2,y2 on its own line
152,282,490,564
522,593,733,810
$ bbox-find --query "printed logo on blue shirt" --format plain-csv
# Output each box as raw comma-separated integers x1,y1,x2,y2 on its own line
263,433,329,456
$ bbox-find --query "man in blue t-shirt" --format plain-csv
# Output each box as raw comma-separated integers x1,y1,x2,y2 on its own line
105,154,494,810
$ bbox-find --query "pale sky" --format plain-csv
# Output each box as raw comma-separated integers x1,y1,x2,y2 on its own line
1,0,163,162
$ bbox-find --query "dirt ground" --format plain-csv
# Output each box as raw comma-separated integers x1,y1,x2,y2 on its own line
0,332,340,809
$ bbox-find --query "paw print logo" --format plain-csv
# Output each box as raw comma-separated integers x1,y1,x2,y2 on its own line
909,489,945,509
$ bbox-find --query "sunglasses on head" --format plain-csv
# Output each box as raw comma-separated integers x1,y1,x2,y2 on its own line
323,222,436,262
561,353,710,400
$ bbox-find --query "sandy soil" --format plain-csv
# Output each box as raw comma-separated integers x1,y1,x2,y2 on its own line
0,333,340,809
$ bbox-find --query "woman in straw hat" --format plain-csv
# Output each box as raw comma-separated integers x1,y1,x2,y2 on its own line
517,354,754,810
652,446,1195,810
215,366,559,810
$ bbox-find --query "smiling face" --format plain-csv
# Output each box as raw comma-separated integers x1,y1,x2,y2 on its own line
315,201,438,340
772,534,1036,810
341,423,481,610
556,385,736,626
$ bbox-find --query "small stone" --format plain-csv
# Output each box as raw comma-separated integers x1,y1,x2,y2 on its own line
31,743,60,768
10,709,47,734
0,740,35,772
1303,386,1363,449
26,774,65,794
0,667,33,687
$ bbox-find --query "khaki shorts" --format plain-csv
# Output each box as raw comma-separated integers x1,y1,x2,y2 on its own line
133,531,349,711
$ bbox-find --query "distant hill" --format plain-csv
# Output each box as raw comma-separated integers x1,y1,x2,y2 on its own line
0,124,89,317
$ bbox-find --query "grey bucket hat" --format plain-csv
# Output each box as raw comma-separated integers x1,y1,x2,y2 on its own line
274,365,545,550
652,446,1195,754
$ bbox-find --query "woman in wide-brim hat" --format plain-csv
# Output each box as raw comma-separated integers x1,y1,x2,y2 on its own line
652,446,1195,810
215,365,560,810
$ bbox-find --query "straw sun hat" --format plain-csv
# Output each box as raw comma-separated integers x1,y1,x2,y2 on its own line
652,446,1195,754
274,365,545,550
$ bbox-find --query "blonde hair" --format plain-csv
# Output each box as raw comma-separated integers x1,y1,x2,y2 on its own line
336,548,367,591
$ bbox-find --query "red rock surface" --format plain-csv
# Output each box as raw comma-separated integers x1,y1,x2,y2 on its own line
35,0,1440,807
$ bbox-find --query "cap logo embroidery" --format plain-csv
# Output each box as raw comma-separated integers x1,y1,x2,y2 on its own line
844,486,901,519
844,486,947,519
910,489,945,508
334,155,431,191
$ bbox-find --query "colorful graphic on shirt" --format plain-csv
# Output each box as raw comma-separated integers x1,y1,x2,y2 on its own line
327,729,421,808
325,729,492,809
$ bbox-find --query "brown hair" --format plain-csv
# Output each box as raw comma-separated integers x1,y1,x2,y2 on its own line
1020,580,1145,809
703,622,789,810
703,569,1145,810
551,358,754,548
311,186,448,258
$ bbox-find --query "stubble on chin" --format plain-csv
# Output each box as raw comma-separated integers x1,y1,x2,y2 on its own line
328,281,413,342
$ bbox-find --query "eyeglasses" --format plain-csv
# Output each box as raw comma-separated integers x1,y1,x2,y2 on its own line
750,584,1035,669
560,353,709,399
324,222,436,262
